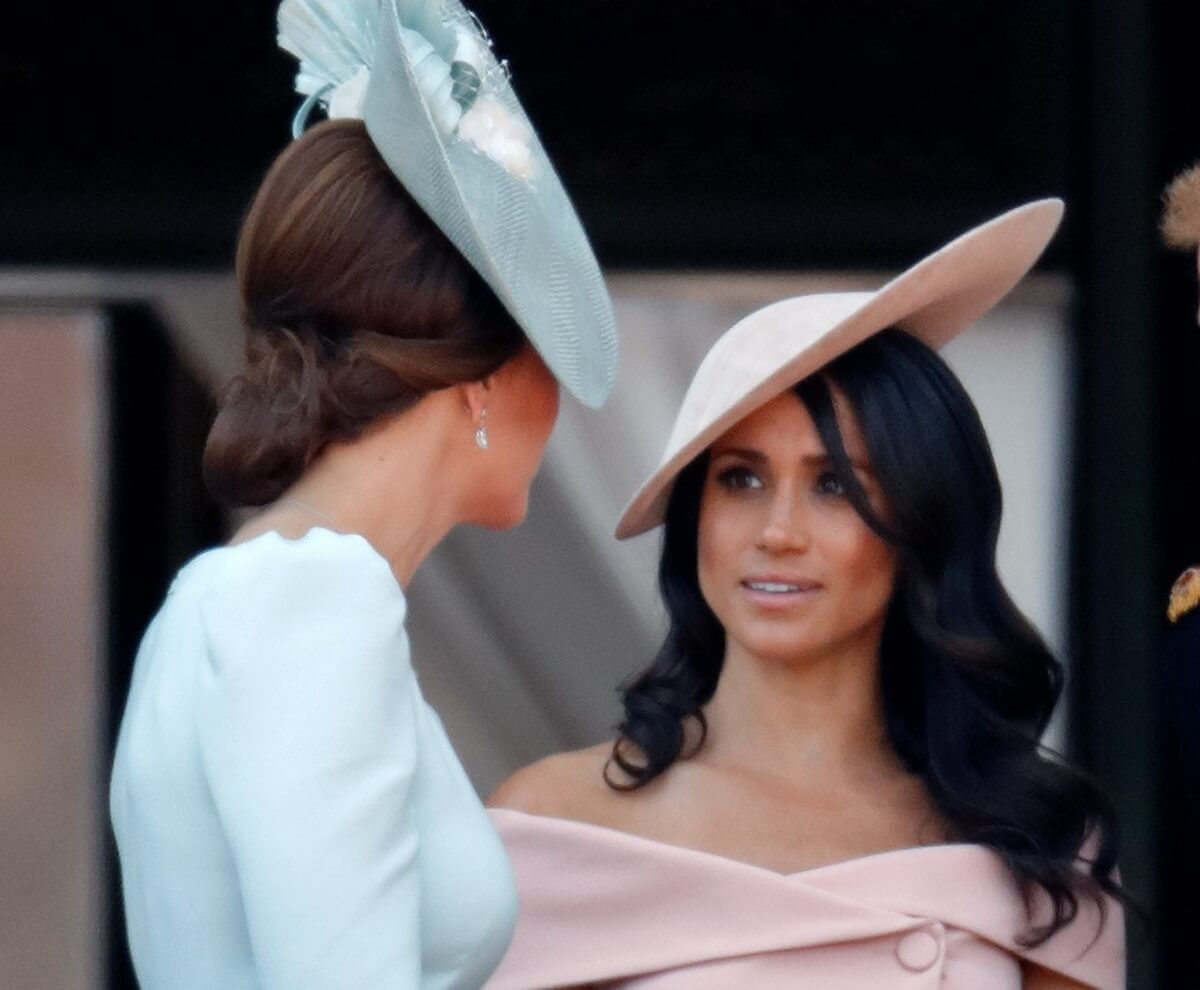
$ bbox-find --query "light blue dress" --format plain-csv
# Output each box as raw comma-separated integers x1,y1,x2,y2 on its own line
110,528,517,989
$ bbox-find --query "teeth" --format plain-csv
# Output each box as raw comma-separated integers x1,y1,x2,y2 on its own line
747,581,803,593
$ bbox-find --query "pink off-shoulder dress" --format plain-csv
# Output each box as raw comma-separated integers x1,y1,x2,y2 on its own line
485,809,1124,990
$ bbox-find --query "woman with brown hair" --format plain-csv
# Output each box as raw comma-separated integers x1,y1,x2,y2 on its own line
108,1,616,987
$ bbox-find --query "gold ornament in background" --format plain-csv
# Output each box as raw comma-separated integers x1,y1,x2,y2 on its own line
1168,567,1200,623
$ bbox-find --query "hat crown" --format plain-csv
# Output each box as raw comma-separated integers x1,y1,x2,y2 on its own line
665,292,875,456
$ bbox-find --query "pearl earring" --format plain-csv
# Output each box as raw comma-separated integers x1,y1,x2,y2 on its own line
474,407,489,450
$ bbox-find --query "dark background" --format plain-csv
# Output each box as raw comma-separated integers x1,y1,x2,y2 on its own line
4,2,1198,987
3,0,1077,270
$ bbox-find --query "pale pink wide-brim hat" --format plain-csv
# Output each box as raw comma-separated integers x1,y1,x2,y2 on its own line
615,198,1065,540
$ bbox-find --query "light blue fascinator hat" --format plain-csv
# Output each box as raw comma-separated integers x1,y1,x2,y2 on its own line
277,0,618,407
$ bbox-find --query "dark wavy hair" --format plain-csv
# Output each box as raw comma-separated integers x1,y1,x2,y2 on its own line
203,119,524,507
609,328,1125,946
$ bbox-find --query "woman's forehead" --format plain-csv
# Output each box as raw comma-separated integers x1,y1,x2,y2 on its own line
710,388,869,461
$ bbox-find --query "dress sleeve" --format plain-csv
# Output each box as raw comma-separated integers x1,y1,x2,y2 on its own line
195,531,421,989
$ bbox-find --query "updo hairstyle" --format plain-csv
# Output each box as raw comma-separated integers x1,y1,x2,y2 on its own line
203,119,525,507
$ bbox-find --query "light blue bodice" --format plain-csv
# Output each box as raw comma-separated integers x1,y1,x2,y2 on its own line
111,528,517,989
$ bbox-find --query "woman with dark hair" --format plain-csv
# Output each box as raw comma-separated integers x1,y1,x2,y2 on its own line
109,1,616,987
487,201,1126,989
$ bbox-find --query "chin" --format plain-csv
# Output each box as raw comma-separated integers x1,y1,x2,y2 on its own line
730,624,827,665
743,641,821,665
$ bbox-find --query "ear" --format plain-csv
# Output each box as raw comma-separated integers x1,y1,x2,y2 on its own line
460,376,495,426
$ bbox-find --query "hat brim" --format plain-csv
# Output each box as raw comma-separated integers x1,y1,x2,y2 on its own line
614,198,1065,539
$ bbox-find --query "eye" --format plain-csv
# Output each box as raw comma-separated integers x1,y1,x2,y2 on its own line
715,465,764,491
815,470,847,497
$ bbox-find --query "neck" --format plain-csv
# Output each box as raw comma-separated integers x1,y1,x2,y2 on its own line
702,628,899,783
274,392,468,586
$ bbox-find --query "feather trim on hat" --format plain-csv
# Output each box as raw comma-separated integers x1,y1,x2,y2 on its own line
1168,566,1200,623
1161,164,1200,250
274,0,618,407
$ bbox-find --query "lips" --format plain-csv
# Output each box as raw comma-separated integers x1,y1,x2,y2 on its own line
739,571,825,595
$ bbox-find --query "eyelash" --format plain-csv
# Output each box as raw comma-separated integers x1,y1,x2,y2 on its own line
715,466,763,491
815,470,848,497
714,466,850,498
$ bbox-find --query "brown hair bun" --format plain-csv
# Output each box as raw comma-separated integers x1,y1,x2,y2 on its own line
203,119,525,507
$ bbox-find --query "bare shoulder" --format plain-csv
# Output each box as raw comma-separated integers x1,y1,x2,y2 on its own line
487,742,619,819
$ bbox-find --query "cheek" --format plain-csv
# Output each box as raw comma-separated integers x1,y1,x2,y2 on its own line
504,367,558,455
520,367,559,448
696,497,752,610
489,373,559,513
538,378,560,440
522,378,559,468
829,526,896,615
696,523,721,607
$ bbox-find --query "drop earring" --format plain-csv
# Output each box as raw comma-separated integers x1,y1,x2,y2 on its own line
474,407,489,450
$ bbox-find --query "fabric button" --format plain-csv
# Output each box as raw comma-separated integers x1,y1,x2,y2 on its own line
896,930,940,971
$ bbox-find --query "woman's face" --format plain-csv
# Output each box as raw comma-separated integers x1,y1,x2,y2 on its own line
696,389,897,666
471,344,561,529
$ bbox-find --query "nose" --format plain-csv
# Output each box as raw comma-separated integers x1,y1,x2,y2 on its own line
756,487,810,554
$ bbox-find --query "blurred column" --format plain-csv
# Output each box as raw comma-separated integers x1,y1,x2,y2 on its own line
0,311,107,990
1075,3,1160,987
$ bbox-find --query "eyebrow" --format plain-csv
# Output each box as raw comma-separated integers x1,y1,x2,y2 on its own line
711,445,875,475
